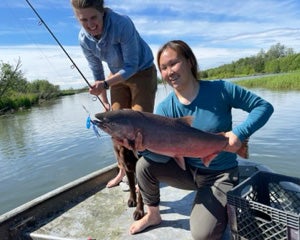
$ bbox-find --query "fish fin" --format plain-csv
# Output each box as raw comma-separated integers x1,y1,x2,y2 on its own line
202,154,218,167
174,157,186,170
236,138,249,159
176,116,194,126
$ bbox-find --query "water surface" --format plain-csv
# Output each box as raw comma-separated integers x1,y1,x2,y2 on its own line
0,85,299,215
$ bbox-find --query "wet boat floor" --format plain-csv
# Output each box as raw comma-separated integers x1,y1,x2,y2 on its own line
31,184,195,240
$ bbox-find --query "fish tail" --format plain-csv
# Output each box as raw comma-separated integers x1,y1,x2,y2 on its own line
236,138,249,159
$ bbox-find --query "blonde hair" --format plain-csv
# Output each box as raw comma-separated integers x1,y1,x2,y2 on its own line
70,0,104,12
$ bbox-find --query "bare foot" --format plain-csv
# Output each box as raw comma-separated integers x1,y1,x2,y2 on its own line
106,169,125,188
129,206,162,234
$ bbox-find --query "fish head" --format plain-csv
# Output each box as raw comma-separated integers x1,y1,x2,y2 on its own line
94,110,136,141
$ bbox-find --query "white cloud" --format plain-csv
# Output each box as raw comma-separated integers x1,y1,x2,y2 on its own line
1,45,93,89
1,0,300,88
1,43,258,88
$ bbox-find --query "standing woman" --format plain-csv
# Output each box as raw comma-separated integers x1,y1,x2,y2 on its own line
70,0,157,187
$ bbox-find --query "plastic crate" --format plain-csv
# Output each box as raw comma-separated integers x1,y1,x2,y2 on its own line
227,171,300,240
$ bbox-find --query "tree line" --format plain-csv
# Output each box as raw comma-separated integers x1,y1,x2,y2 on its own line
0,59,76,113
200,43,300,79
1,43,299,113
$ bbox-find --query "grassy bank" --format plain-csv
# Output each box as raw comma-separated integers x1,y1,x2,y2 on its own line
235,71,300,91
2,72,300,114
0,88,85,114
0,93,39,113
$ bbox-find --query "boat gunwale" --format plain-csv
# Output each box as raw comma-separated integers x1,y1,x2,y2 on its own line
0,163,118,240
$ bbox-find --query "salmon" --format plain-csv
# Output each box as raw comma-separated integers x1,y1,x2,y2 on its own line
94,109,248,170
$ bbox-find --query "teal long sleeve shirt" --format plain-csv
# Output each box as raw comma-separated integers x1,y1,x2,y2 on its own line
141,80,274,171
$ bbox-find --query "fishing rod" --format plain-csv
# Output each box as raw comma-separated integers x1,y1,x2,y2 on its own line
25,0,106,109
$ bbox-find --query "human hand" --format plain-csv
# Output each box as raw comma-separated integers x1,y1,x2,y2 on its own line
112,131,145,151
223,131,242,153
90,83,110,111
99,92,110,112
133,131,144,151
89,81,105,96
103,102,111,112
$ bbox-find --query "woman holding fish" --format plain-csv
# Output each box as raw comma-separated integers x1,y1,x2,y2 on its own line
70,0,157,188
127,40,274,239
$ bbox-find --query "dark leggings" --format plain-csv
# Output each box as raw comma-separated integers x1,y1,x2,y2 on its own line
136,157,239,240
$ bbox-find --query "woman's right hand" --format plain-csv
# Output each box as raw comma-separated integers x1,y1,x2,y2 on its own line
112,131,145,151
89,81,103,96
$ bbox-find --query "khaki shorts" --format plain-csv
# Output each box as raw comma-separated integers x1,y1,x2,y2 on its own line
110,65,157,113
110,65,157,169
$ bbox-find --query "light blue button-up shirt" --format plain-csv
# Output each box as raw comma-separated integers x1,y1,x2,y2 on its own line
78,8,154,81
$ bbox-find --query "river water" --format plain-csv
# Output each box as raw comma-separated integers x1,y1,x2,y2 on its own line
0,84,299,215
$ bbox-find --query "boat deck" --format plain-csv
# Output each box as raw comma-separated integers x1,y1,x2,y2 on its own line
30,184,195,240
0,160,268,240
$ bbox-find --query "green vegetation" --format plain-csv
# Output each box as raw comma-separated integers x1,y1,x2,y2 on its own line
235,71,300,91
1,43,300,114
201,43,300,79
198,43,300,91
0,59,82,114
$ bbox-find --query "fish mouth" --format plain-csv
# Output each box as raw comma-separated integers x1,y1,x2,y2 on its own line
93,119,104,129
93,119,111,134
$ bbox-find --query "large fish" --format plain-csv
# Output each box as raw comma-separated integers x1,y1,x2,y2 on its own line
94,109,248,169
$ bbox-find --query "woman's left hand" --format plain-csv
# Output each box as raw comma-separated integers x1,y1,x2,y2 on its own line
223,131,242,153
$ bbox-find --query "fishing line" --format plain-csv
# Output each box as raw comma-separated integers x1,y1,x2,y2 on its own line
25,0,106,109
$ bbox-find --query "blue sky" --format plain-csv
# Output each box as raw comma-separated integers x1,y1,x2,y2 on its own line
1,0,300,89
